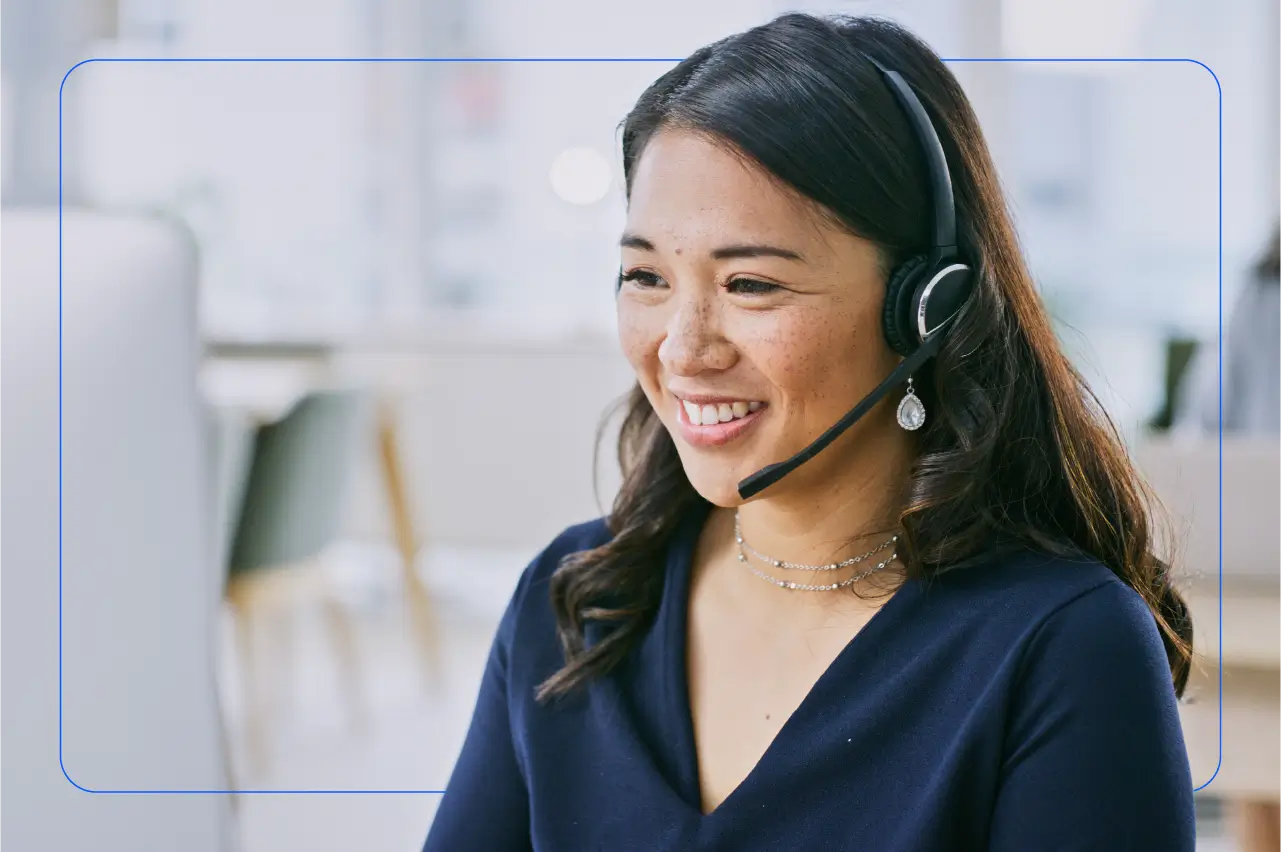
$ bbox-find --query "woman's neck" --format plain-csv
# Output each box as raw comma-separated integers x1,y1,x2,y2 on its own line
733,484,901,574
735,431,911,569
696,444,912,621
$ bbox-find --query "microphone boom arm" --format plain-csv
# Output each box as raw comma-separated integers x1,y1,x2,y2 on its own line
736,331,945,500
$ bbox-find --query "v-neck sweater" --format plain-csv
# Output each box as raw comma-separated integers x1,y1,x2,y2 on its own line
423,501,1195,851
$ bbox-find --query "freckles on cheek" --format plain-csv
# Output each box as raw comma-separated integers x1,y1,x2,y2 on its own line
761,321,843,398
766,326,818,374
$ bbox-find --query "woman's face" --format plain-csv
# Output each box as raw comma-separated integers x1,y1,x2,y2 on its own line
617,128,906,507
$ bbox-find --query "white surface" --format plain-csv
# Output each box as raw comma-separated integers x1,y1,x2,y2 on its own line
1134,436,1281,586
2,209,232,850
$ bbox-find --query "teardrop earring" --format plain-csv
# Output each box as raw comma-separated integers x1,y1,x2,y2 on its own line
896,377,926,431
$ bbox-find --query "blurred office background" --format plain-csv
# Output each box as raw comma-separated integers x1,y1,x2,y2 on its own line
3,0,1277,850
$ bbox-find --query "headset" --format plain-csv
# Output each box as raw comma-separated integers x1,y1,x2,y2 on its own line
735,58,976,499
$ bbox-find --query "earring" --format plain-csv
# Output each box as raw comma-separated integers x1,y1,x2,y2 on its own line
897,377,926,431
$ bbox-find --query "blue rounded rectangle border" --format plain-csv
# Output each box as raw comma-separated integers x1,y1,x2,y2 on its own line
58,54,1225,795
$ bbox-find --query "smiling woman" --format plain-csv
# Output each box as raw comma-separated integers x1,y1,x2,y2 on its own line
614,128,905,504
423,12,1196,852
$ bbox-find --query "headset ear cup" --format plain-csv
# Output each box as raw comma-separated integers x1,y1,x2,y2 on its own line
881,254,929,356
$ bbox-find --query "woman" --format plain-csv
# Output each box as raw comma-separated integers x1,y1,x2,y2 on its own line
424,13,1195,851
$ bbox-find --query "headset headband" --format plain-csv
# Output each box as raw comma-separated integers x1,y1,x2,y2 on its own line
867,58,957,256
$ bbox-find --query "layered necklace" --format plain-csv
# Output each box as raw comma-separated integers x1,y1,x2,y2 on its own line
733,511,898,592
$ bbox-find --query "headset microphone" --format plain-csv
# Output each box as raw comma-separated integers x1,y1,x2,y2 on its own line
735,57,976,501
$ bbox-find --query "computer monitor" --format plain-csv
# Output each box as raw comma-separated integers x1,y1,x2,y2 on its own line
2,208,230,849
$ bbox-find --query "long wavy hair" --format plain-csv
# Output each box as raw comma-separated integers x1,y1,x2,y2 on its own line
537,13,1192,701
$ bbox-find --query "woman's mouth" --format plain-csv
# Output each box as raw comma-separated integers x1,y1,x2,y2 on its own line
673,396,768,448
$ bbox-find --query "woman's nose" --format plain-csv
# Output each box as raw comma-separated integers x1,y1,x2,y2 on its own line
658,299,735,376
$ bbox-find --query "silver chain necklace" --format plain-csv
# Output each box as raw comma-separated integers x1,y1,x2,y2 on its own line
734,511,898,592
734,512,896,570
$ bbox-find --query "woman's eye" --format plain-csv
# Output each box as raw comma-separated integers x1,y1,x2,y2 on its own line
726,277,781,295
617,269,666,289
616,270,780,295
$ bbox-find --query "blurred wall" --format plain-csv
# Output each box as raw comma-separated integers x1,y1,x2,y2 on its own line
1,0,114,203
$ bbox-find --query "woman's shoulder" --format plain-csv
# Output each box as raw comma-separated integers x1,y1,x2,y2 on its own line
520,515,615,589
490,516,619,689
962,553,1186,745
499,515,616,634
929,546,1134,611
923,548,1170,682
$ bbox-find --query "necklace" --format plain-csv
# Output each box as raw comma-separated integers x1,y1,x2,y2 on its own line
734,512,896,571
734,510,898,592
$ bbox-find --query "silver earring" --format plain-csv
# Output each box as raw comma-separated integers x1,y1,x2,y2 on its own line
897,377,926,431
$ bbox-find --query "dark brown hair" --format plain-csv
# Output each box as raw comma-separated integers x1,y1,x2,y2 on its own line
537,13,1192,701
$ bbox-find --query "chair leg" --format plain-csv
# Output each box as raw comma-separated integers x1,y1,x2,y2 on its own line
403,568,445,688
227,590,269,782
212,607,243,804
376,402,444,685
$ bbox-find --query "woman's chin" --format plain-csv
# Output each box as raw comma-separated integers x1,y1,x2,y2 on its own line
681,466,753,508
671,437,778,507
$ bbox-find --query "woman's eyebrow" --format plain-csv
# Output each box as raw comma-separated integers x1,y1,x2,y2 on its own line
619,233,807,263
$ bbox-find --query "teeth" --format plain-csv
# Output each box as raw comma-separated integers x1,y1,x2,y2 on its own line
680,399,765,426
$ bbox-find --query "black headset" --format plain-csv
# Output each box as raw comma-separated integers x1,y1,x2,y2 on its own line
871,58,975,358
735,58,976,499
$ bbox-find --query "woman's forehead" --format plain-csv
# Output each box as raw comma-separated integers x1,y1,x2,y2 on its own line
626,130,834,254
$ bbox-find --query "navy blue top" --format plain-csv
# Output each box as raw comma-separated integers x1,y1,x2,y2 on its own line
424,501,1195,851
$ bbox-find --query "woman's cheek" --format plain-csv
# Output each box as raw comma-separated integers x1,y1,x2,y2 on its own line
616,308,657,370
742,317,821,389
